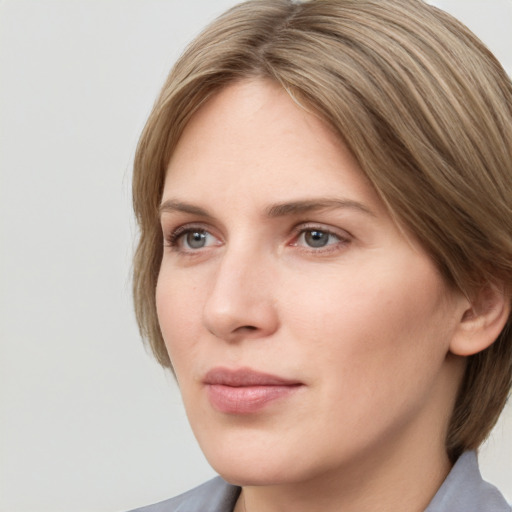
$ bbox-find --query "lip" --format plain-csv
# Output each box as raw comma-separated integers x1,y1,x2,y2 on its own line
203,367,303,414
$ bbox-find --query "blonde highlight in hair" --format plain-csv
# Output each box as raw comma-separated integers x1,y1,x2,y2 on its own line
133,0,512,460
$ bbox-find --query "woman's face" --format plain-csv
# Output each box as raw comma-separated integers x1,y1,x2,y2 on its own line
156,79,466,486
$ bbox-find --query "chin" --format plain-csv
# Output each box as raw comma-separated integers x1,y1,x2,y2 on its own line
197,432,333,488
214,461,307,488
202,441,292,485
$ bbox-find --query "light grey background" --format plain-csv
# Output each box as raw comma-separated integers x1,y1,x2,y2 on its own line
0,1,510,511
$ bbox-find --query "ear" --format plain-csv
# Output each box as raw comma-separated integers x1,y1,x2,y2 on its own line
450,283,510,357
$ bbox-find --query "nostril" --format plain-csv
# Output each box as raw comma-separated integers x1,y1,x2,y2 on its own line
241,325,257,331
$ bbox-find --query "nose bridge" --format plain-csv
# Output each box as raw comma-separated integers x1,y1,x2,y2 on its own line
202,240,278,341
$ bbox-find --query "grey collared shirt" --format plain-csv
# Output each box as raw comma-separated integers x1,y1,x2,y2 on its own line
425,451,510,511
129,451,510,512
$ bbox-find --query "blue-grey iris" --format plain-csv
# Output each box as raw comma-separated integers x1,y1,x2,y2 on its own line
305,230,329,248
187,230,207,249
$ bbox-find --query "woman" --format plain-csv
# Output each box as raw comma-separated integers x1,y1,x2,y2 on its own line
130,0,512,510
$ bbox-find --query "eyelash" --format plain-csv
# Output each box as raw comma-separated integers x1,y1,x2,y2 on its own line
163,223,351,255
164,224,214,249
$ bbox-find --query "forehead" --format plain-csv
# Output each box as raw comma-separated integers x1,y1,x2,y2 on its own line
164,79,381,212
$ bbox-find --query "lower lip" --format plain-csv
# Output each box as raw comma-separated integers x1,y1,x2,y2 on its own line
206,384,302,414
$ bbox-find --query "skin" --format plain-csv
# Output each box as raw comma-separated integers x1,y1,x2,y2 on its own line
156,79,471,512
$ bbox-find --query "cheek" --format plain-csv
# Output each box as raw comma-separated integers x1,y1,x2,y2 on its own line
155,268,206,372
281,260,455,388
276,266,457,453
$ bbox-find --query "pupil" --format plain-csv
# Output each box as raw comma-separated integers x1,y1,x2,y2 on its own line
305,230,328,247
187,231,206,248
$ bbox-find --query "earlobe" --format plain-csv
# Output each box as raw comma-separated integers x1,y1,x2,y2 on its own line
450,283,511,357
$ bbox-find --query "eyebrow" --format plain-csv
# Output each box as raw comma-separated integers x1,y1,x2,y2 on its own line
159,198,375,219
265,198,376,218
159,200,213,218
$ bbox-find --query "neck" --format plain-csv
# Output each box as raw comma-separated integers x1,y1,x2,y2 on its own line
236,436,451,512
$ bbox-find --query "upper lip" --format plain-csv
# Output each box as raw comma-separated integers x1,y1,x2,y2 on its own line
203,367,302,387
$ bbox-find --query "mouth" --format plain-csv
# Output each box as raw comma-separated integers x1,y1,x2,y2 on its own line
203,367,303,414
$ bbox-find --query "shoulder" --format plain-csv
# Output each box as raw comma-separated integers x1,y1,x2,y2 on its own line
426,451,511,512
127,477,240,512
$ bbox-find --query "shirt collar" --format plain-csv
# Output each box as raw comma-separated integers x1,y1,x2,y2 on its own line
425,451,510,512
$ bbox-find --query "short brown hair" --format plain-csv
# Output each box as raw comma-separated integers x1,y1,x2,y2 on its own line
132,0,512,461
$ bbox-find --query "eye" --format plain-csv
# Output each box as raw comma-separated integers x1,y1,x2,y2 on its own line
292,226,350,252
301,229,334,248
183,229,209,249
166,226,220,251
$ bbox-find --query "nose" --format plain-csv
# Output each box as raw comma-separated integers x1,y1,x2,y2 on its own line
202,247,279,343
